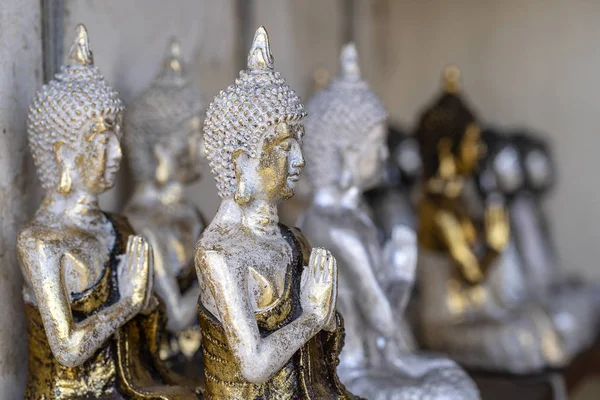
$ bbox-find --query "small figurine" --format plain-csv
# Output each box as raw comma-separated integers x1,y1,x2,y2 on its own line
508,132,598,360
124,39,206,380
365,125,422,236
195,26,356,399
300,45,480,399
416,66,571,373
18,24,198,399
364,126,424,339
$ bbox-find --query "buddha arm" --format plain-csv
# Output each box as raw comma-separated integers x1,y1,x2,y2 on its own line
435,210,486,284
17,238,139,368
327,228,395,337
142,229,199,333
199,250,323,384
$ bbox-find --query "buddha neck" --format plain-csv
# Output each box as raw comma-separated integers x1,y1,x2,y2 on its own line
40,189,107,230
216,198,280,236
312,185,362,210
132,180,184,207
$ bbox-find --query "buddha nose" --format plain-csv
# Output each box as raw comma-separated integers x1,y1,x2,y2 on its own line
291,142,305,168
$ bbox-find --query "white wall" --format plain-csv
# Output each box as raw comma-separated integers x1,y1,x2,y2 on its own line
0,1,43,398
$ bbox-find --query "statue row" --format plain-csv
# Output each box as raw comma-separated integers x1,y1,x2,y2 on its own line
16,23,598,399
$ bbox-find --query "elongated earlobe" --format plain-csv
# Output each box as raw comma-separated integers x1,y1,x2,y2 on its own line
54,141,72,194
233,150,253,205
338,148,352,189
58,166,72,194
438,138,456,179
154,144,171,185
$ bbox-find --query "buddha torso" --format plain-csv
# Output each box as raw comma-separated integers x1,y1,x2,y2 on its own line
197,223,292,318
197,223,353,400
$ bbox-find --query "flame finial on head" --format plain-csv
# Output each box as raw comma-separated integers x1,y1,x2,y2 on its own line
340,43,360,78
67,24,93,66
163,37,183,75
442,65,461,94
247,26,274,71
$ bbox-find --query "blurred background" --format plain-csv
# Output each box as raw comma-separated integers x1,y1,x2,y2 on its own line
1,0,599,398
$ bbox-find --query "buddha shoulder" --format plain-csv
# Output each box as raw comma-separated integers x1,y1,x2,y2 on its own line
17,223,70,264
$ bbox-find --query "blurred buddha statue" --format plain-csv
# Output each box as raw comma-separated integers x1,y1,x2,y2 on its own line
300,45,479,399
124,39,206,380
194,26,357,399
364,126,423,338
416,66,575,373
508,132,598,359
365,125,422,238
18,24,198,399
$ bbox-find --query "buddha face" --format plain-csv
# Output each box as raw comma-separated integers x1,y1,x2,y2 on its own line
347,122,388,190
525,149,552,190
457,122,484,175
493,145,523,194
62,112,123,195
394,137,421,181
234,122,305,204
154,115,205,185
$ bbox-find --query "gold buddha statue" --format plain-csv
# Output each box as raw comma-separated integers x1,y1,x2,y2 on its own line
195,26,357,399
416,66,569,373
123,39,206,380
18,24,198,399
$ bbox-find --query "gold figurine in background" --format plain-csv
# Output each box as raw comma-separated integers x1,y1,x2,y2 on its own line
124,39,206,382
18,24,197,399
416,66,569,373
195,26,357,398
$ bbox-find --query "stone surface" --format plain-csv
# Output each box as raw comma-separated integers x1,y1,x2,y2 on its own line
0,1,43,398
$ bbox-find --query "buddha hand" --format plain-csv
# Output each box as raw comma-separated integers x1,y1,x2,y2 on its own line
301,248,338,331
119,235,153,313
484,204,510,252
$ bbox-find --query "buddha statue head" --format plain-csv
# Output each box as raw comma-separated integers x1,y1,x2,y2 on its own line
477,128,523,198
27,24,124,196
203,26,306,205
415,66,484,196
513,132,555,194
124,39,206,187
303,43,388,192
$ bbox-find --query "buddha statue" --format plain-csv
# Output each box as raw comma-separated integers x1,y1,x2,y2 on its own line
123,39,206,380
507,132,599,361
195,26,356,399
416,66,572,373
17,24,198,399
299,45,479,399
363,126,424,339
365,125,422,237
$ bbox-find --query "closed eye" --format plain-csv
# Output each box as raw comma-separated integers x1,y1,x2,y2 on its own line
279,139,292,151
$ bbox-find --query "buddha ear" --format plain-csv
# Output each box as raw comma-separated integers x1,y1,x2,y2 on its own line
337,145,353,189
233,149,252,205
53,141,74,194
153,142,172,185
